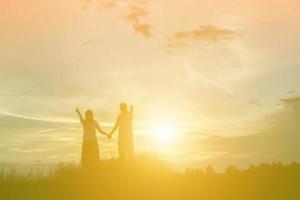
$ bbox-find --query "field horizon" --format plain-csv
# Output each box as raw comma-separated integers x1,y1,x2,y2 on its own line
0,155,299,200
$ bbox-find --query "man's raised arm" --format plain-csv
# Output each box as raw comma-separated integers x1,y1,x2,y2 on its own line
130,106,133,117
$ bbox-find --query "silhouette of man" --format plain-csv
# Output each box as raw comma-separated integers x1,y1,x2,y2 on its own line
109,103,134,160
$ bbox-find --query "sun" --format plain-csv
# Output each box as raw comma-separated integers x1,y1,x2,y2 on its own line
152,123,175,144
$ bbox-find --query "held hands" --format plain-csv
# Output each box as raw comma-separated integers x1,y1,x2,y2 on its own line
75,107,113,140
107,133,113,140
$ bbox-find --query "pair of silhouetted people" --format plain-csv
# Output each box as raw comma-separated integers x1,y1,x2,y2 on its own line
75,103,134,168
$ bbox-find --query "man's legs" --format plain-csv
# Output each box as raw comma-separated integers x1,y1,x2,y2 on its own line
126,135,134,160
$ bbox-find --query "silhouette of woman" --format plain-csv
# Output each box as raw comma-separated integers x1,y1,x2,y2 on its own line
75,108,107,168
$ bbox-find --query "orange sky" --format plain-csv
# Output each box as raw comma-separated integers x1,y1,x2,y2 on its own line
0,0,300,170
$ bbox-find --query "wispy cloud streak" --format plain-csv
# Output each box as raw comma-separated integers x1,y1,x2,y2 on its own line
0,109,115,127
166,25,237,49
0,110,77,123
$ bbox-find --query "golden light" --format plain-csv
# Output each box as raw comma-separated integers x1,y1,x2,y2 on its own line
152,123,175,144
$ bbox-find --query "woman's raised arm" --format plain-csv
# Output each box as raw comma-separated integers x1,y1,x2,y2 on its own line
75,108,84,124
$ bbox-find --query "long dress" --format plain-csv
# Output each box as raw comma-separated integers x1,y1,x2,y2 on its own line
81,120,100,168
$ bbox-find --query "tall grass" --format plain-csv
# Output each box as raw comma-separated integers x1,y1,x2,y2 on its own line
0,155,299,200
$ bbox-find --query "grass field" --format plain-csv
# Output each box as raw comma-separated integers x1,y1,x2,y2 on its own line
0,155,299,200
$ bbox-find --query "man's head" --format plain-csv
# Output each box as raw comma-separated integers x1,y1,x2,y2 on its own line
120,103,127,113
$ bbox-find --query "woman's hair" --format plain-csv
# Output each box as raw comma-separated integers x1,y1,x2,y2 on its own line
85,110,94,122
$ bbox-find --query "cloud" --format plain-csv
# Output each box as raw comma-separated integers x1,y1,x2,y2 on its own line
81,39,98,47
97,0,152,37
248,100,261,106
101,0,118,10
36,127,80,133
284,90,296,95
127,3,148,17
81,0,92,10
9,148,46,154
124,2,152,37
132,23,151,37
280,96,300,107
0,109,77,124
201,96,300,167
0,109,114,130
165,25,237,49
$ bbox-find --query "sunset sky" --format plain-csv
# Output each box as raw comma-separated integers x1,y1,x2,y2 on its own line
0,0,299,170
